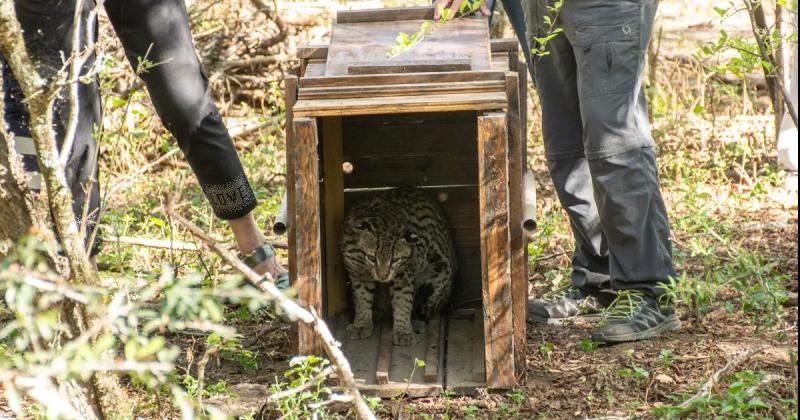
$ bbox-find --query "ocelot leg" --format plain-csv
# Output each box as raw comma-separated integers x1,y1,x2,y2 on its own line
347,280,375,340
391,282,418,346
419,263,454,319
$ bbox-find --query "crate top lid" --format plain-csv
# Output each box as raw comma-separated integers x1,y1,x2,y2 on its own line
324,6,492,76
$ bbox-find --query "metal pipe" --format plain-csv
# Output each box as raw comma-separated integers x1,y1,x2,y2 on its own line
273,193,288,236
522,171,537,232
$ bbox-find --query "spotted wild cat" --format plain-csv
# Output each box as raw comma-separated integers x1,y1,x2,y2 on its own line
340,189,456,346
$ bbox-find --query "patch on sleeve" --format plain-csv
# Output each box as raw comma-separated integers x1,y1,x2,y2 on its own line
201,173,256,217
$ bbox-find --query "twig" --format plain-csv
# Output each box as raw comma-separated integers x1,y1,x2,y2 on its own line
535,250,568,262
164,196,376,420
678,346,765,411
195,345,220,407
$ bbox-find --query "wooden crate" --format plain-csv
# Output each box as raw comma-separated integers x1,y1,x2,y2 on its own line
284,7,528,396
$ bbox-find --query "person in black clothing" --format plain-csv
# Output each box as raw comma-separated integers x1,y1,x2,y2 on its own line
2,0,286,284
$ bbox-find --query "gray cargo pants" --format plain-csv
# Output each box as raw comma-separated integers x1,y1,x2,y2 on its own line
523,0,675,296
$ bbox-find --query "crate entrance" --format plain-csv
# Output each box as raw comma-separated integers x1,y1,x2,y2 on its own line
331,310,485,397
317,111,487,396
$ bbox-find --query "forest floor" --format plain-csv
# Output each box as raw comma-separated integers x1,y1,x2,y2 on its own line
2,0,795,418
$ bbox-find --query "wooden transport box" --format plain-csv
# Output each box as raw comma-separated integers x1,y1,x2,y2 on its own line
283,6,529,396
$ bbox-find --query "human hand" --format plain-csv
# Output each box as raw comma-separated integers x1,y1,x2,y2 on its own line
433,0,490,20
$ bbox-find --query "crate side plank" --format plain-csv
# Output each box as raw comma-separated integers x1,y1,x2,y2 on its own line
294,117,323,355
477,112,515,388
284,76,299,353
505,73,527,385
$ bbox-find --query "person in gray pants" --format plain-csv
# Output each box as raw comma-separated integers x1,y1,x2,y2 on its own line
518,0,681,343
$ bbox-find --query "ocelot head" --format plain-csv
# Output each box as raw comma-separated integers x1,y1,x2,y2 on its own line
356,218,418,283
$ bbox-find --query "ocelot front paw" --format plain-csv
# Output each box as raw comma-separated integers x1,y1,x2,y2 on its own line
393,330,419,346
346,323,374,340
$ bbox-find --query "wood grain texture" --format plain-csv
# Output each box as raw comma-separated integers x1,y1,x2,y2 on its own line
336,6,434,23
347,59,471,75
295,37,516,62
294,117,322,355
335,315,441,397
297,44,329,59
375,322,393,385
293,92,507,117
325,16,490,76
491,53,510,71
299,70,506,88
424,315,442,383
445,310,485,394
299,80,505,100
284,76,299,353
490,38,519,53
505,73,526,386
321,117,347,319
477,112,514,389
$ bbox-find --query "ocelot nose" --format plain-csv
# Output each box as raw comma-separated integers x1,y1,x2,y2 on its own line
376,267,390,281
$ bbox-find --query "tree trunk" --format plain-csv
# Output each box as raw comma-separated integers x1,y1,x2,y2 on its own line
0,3,132,418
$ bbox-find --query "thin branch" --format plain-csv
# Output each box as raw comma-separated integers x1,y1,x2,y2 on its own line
678,346,764,411
164,196,376,420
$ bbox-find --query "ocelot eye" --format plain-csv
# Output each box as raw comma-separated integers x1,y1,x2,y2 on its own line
367,255,377,262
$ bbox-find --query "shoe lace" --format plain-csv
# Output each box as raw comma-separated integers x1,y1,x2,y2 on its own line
601,290,646,321
543,285,582,302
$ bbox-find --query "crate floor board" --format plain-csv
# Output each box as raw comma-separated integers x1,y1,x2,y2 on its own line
333,314,444,398
445,309,485,395
332,310,486,397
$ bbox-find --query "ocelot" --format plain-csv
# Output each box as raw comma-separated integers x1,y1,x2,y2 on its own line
340,189,457,346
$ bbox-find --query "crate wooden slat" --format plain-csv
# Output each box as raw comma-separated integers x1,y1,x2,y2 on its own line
326,8,490,76
293,117,323,355
298,80,505,100
293,92,508,117
477,112,515,388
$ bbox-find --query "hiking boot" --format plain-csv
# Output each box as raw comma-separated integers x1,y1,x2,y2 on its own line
591,291,681,344
528,285,606,325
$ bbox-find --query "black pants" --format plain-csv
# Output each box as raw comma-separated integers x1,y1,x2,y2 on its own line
3,0,257,252
521,0,676,296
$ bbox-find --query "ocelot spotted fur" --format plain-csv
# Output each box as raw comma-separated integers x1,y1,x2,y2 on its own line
340,189,456,346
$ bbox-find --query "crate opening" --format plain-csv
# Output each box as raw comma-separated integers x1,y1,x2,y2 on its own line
317,111,487,396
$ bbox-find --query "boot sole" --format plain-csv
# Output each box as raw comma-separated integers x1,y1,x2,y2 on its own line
529,312,604,325
591,315,682,343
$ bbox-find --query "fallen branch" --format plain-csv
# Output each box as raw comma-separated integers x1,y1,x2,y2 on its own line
678,346,765,411
102,235,287,251
164,197,376,420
